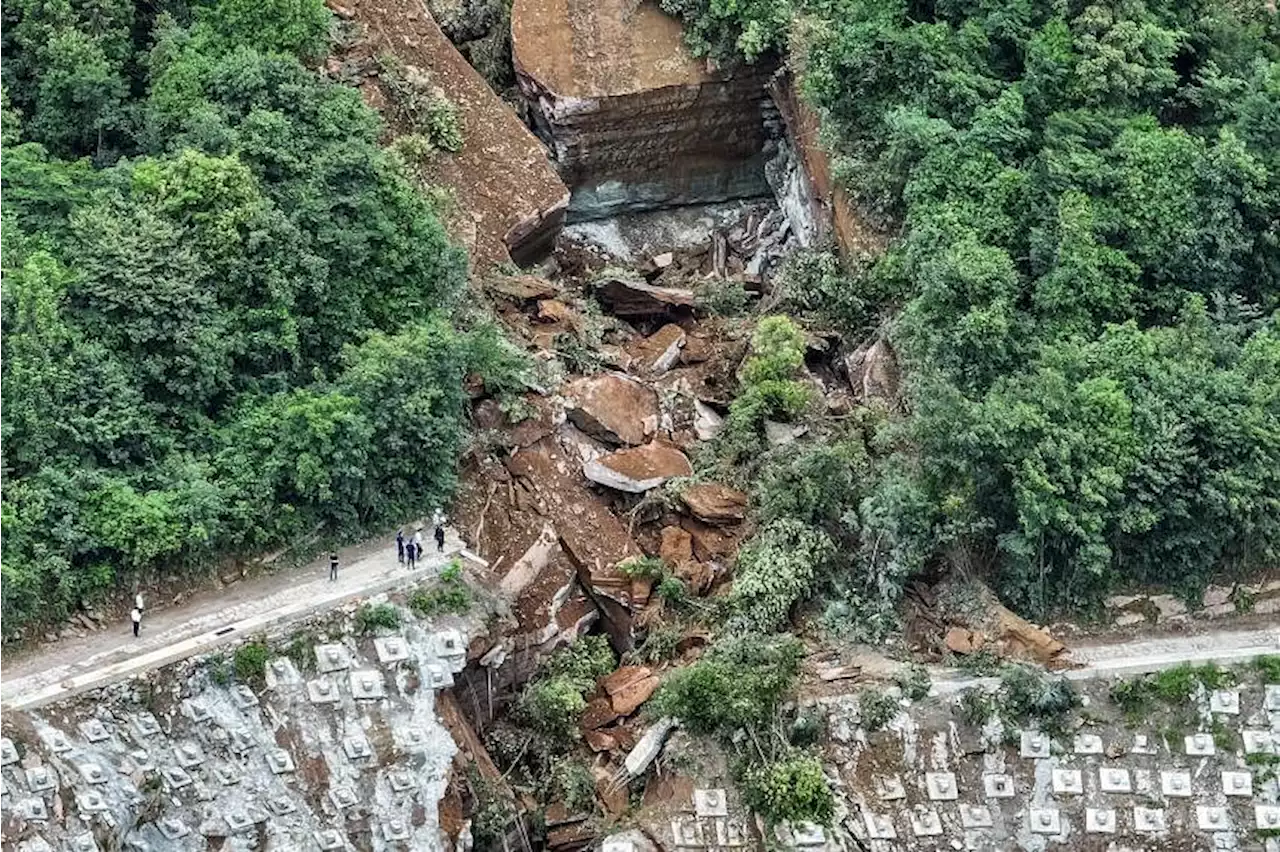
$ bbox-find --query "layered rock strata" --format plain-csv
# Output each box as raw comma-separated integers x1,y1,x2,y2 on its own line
512,0,775,220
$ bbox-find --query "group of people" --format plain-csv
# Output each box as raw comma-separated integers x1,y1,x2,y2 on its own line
396,524,446,569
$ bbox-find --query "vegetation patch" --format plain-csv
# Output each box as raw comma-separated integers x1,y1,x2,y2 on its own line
355,603,402,634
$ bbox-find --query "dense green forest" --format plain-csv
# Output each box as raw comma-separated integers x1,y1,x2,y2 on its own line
0,0,519,635
664,0,1280,619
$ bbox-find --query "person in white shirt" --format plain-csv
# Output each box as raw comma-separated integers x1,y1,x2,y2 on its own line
131,607,142,637
135,591,144,613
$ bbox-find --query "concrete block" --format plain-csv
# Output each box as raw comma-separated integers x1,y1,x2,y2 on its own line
423,664,453,689
76,791,108,813
959,804,993,829
1243,729,1275,755
693,788,728,818
314,829,345,850
342,735,372,761
791,823,825,846
396,727,428,751
315,644,351,673
1197,806,1230,831
1130,733,1157,754
1257,805,1280,830
266,749,295,774
384,818,411,841
78,720,110,743
329,785,358,809
909,809,943,837
1134,807,1167,832
983,774,1015,798
228,729,257,754
1020,730,1050,758
181,699,211,723
1223,770,1253,796
225,811,254,833
160,766,192,789
925,772,957,800
1085,809,1116,834
1161,769,1192,797
874,775,906,800
0,738,17,765
1265,684,1280,711
716,819,750,847
158,818,190,840
213,765,239,786
39,729,71,754
1185,732,1215,755
672,815,704,847
1072,733,1103,754
1052,768,1082,795
77,763,107,785
863,813,896,840
387,770,414,792
603,836,637,852
268,796,297,816
17,839,53,852
1099,767,1131,793
375,637,410,663
349,670,385,700
265,657,300,688
1028,808,1061,835
435,630,466,665
1209,689,1239,715
131,712,161,738
307,676,341,704
19,798,49,820
25,766,56,792
173,742,205,768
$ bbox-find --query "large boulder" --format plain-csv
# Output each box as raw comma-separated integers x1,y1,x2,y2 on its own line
596,277,696,319
845,338,900,406
680,484,748,525
584,442,693,493
564,374,659,446
627,323,687,375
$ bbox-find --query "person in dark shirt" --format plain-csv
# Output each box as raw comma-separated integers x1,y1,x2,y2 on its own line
396,529,405,565
434,525,446,552
329,550,339,581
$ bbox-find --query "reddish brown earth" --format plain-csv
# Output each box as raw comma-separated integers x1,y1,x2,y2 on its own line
328,0,568,268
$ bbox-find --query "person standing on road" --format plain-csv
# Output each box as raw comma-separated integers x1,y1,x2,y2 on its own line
134,590,144,614
396,529,405,565
131,606,142,638
406,538,418,570
413,528,424,562
329,550,339,582
434,524,445,552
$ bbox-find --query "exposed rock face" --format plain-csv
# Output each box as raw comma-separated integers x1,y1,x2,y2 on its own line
564,373,659,446
343,0,568,267
583,441,693,493
595,276,696,318
845,338,901,406
512,0,775,220
680,484,748,525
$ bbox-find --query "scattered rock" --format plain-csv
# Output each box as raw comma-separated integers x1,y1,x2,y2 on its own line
1114,612,1147,627
605,668,660,716
1104,594,1142,610
693,401,724,441
593,766,630,817
817,665,862,682
680,484,748,525
1202,585,1232,608
674,560,714,596
564,374,659,446
595,276,696,318
651,252,674,269
583,442,693,493
680,517,737,561
628,324,686,376
659,527,694,567
487,274,560,301
764,419,807,447
1150,594,1188,620
537,299,578,327
585,729,618,752
581,697,621,731
944,627,983,655
845,338,900,406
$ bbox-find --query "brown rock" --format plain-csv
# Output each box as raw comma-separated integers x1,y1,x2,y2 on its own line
627,323,686,376
594,276,696,318
680,483,748,524
581,696,621,731
675,560,714,595
537,299,579,327
593,764,629,816
583,442,693,493
602,665,653,697
488,274,559,301
610,675,660,716
680,517,737,561
564,374,659,446
945,627,978,655
659,527,693,567
584,729,617,752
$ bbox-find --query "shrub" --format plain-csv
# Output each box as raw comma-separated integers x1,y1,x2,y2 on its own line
649,634,803,736
858,689,900,731
695,278,750,316
895,664,932,701
772,249,870,329
542,634,616,691
517,675,587,742
740,751,834,826
657,576,688,603
997,665,1078,732
626,623,683,664
356,603,402,634
958,687,997,726
551,759,596,815
619,555,668,582
1254,655,1280,683
729,519,835,633
233,641,270,685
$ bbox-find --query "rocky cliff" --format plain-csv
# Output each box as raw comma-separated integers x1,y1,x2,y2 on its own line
512,0,775,220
